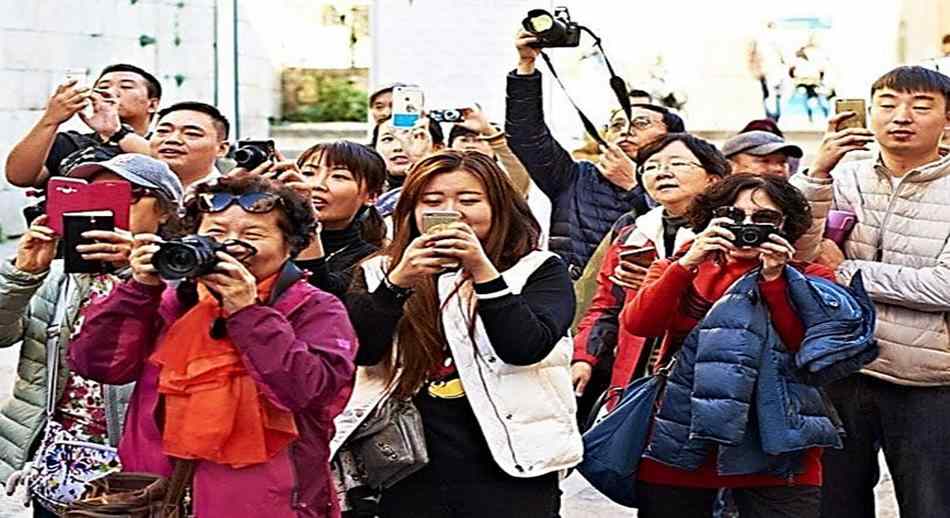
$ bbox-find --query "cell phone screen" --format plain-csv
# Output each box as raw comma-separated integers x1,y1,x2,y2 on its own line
63,211,115,274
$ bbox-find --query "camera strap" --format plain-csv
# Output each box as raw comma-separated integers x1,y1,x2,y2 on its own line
538,27,633,150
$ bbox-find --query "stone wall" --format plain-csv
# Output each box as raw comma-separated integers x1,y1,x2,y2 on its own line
0,0,280,235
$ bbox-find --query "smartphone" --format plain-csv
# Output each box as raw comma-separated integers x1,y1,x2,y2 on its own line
835,99,867,130
46,178,131,235
618,246,656,268
392,86,424,129
421,210,462,234
64,68,94,117
63,211,114,273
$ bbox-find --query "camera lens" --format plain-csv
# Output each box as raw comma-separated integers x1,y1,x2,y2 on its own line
153,236,221,280
234,146,266,169
740,229,760,246
444,110,461,122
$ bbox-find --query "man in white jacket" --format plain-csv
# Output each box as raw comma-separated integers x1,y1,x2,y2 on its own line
790,66,950,518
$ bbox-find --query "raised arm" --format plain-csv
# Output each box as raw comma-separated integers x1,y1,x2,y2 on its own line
504,32,578,199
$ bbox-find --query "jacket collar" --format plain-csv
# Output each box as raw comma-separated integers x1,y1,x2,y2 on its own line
872,148,950,184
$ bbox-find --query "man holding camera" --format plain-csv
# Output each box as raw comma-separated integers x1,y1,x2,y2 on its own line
149,102,231,189
506,31,682,278
5,64,160,189
790,66,950,518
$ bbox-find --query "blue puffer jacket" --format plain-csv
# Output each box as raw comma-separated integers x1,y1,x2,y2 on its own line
645,267,877,478
505,70,649,278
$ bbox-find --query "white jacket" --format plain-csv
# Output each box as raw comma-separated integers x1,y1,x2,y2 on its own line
331,251,583,477
791,152,950,386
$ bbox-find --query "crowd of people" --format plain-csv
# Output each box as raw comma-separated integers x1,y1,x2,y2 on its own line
0,27,947,518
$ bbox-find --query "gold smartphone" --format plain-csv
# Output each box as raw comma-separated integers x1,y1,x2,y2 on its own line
835,99,867,130
421,210,462,234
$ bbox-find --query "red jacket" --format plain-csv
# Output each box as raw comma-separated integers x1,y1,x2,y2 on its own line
573,208,695,394
621,256,835,488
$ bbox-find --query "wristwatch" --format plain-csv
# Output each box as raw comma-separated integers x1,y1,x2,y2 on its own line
106,123,135,146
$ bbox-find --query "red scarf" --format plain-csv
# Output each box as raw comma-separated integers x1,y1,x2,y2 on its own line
150,276,298,467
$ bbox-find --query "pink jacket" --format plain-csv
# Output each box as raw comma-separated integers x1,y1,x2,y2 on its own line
68,268,357,518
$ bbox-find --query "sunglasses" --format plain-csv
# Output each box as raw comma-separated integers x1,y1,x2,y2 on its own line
196,192,282,213
713,206,784,226
130,186,155,203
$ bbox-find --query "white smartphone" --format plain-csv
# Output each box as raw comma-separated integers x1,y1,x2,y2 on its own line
392,86,424,129
64,68,94,117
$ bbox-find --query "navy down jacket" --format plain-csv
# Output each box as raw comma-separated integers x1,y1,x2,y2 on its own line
505,70,649,278
644,267,877,478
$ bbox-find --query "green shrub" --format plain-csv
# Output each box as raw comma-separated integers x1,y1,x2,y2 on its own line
284,78,368,123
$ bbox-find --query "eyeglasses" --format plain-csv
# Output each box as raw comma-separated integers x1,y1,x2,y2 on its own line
131,186,156,203
713,206,785,226
641,159,703,175
196,192,282,213
608,116,656,133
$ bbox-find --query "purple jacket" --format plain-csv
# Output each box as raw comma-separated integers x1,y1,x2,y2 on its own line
68,268,357,518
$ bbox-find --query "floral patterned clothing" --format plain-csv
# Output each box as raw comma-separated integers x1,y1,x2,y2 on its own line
54,274,121,445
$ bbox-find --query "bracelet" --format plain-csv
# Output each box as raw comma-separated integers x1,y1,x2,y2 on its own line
382,274,414,301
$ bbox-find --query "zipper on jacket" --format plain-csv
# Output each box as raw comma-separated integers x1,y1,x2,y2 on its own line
458,296,525,473
872,167,917,262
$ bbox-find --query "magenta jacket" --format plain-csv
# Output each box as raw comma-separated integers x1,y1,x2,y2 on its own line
68,265,357,518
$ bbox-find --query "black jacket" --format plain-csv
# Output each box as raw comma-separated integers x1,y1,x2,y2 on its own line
505,70,649,278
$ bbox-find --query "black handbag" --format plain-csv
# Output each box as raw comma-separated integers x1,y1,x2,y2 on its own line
346,398,428,489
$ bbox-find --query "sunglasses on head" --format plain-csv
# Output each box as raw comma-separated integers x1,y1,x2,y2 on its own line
196,192,282,213
713,206,784,227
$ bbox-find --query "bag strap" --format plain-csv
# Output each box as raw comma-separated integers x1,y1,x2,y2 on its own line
161,459,195,518
45,275,75,416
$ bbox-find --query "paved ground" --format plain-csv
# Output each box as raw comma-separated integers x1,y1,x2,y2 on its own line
0,238,899,517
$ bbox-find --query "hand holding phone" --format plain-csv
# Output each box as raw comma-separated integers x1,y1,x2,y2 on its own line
834,99,867,130
64,68,94,118
610,246,655,290
392,86,424,129
63,211,115,273
422,211,463,269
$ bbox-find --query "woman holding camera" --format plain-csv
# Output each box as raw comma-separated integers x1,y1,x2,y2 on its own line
338,150,582,517
293,141,387,297
0,154,182,517
68,173,358,517
620,174,851,518
572,134,730,407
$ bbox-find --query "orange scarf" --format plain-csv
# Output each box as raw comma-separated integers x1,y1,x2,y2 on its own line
150,275,298,468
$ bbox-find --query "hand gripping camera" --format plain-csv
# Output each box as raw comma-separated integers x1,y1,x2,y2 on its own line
522,7,581,48
233,140,276,170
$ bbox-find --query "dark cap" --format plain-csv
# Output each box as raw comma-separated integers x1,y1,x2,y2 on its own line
721,130,803,159
68,153,184,204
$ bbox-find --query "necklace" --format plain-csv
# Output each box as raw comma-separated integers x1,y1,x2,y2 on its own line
324,243,354,263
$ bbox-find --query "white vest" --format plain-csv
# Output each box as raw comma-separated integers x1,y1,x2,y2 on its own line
331,251,583,478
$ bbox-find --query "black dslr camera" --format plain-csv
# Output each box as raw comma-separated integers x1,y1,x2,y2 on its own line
723,224,777,248
522,7,581,48
428,109,465,123
233,139,276,170
153,235,227,280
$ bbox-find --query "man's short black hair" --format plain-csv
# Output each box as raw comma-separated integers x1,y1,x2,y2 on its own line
943,33,950,45
628,88,652,101
870,66,950,107
157,102,230,141
629,103,686,133
448,125,480,147
97,64,162,100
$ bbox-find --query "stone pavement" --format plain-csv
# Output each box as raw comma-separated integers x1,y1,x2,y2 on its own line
0,238,898,517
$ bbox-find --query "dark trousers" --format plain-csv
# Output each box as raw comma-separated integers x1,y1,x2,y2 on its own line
821,374,950,518
636,482,820,518
380,471,560,518
33,501,58,518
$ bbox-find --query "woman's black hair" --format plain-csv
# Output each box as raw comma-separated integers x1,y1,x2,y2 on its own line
296,140,387,197
635,132,732,180
686,173,813,243
179,172,316,256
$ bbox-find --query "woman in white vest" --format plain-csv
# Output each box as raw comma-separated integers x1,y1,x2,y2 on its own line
338,150,582,517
